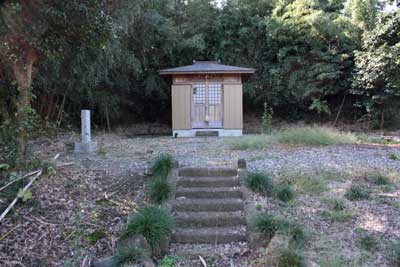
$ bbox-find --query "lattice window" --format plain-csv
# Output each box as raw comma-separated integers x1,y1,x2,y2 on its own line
193,84,206,104
208,84,222,105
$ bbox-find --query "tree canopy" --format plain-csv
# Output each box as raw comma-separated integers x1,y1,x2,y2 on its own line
0,0,399,151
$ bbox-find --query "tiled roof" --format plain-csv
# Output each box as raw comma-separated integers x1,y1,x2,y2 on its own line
159,61,255,75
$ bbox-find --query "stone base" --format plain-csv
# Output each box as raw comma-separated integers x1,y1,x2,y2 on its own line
173,129,242,137
74,141,97,153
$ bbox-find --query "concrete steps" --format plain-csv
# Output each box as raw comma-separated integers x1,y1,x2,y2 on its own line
172,167,247,245
175,187,242,199
172,227,247,244
173,198,244,212
175,211,245,227
176,176,240,188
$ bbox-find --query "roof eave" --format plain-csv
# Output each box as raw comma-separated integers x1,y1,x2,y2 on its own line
159,70,256,75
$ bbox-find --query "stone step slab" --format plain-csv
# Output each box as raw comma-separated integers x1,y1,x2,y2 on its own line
179,168,237,177
175,187,242,199
177,176,240,188
172,226,247,244
173,198,244,212
175,211,245,228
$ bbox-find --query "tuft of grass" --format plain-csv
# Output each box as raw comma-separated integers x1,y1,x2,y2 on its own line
150,154,174,177
255,203,263,211
112,244,148,267
251,214,305,247
356,229,378,251
273,183,295,202
159,256,178,267
277,248,306,267
365,171,391,185
227,135,272,150
121,206,174,251
85,230,107,245
322,197,346,211
321,210,353,222
290,174,327,195
275,126,358,146
147,177,173,205
389,152,400,160
389,240,400,267
345,185,370,201
245,172,273,195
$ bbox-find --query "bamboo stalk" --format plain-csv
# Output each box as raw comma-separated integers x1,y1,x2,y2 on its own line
0,170,43,222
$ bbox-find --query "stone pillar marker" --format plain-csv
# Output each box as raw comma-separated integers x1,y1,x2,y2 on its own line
74,110,97,153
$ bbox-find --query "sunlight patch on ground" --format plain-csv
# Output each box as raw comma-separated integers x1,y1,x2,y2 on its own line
359,212,386,232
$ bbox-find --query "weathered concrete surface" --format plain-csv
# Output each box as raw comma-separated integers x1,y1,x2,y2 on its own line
175,211,245,227
75,110,97,153
175,187,242,199
172,226,246,244
173,198,244,212
179,167,237,177
177,176,240,188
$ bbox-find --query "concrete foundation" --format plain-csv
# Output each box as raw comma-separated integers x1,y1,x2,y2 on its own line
173,129,242,137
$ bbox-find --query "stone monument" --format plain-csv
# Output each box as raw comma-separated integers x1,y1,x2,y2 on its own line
74,110,97,153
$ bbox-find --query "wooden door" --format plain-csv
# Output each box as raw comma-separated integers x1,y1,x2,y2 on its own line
192,83,223,128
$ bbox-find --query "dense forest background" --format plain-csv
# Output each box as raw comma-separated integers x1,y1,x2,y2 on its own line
0,0,399,137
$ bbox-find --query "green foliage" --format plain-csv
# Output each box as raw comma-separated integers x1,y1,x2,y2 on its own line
389,240,400,267
251,214,305,247
345,184,370,201
352,12,400,128
365,171,391,185
147,177,173,205
261,102,273,134
159,256,178,267
85,230,107,245
150,154,174,177
121,206,174,251
356,228,378,251
227,135,272,150
321,197,352,222
255,203,263,211
112,244,148,267
273,183,295,202
389,153,400,160
276,127,358,146
277,248,306,267
283,172,327,195
245,172,273,195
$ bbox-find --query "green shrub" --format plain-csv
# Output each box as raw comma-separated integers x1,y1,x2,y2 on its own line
251,214,280,238
256,203,263,211
321,210,353,222
345,185,370,201
147,177,173,205
389,152,399,160
121,206,174,251
275,126,357,146
227,135,272,150
251,214,305,247
245,172,273,195
292,174,327,195
389,241,400,267
277,248,306,267
150,154,174,177
365,172,391,185
322,197,346,211
112,245,148,267
356,231,378,251
274,183,295,202
261,102,273,134
159,256,178,267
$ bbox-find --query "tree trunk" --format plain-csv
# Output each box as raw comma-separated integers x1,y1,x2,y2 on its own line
12,53,35,160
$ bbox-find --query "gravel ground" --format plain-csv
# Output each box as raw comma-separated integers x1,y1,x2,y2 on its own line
1,132,400,266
